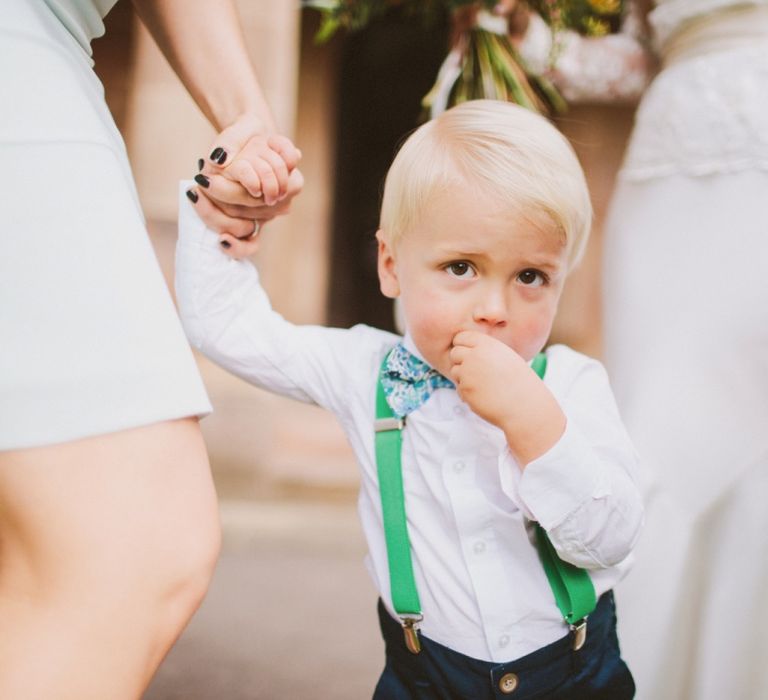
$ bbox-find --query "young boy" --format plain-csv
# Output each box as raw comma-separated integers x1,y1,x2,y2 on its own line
177,100,643,699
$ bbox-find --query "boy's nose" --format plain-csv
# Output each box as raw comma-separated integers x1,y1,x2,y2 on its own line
472,293,508,328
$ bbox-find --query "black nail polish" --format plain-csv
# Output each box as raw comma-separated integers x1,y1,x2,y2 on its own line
185,189,198,204
210,147,227,164
220,240,231,249
197,158,204,172
194,174,210,188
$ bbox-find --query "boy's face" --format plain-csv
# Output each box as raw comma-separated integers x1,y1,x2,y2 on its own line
377,186,568,377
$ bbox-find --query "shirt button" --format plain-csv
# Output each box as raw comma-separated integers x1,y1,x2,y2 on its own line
473,541,486,554
453,460,465,473
453,405,465,416
499,672,519,694
499,634,510,648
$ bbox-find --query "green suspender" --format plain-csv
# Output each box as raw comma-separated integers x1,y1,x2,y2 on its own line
530,353,596,650
375,351,597,655
374,377,423,653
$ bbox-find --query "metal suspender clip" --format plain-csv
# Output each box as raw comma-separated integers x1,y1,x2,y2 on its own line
570,617,588,651
400,614,423,654
375,416,405,432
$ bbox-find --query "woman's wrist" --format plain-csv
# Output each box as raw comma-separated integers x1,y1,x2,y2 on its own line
224,112,271,139
210,93,276,136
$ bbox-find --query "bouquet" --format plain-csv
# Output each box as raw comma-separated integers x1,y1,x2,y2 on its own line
303,0,625,116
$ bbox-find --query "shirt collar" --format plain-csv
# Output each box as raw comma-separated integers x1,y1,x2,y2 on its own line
402,332,428,365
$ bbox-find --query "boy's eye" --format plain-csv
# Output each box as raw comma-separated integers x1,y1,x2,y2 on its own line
445,262,475,278
517,269,546,287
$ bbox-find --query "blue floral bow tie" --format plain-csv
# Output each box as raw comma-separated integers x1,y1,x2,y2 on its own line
381,343,455,418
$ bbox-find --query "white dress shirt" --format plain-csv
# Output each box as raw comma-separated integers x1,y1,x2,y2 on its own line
175,190,644,663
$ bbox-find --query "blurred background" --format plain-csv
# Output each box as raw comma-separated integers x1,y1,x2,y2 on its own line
92,2,637,697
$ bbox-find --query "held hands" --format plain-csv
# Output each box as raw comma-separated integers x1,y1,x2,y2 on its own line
449,331,565,467
186,113,304,259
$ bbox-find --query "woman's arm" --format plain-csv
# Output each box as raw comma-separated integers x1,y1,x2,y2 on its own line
132,1,302,219
131,0,274,134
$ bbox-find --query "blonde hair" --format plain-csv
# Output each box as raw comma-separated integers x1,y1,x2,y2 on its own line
379,100,592,269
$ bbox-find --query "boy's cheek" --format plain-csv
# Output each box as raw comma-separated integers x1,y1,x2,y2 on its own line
406,307,459,371
506,316,554,360
403,289,453,335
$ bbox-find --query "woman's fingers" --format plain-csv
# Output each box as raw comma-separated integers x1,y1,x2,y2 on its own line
185,162,303,241
206,113,267,168
189,188,257,240
218,231,263,260
194,172,263,207
186,186,266,260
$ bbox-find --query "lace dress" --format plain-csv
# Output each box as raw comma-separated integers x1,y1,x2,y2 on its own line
523,3,768,698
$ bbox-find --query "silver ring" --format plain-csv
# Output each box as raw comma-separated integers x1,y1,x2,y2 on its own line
238,220,261,241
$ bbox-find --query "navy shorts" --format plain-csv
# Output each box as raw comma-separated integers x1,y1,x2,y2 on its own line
373,592,635,699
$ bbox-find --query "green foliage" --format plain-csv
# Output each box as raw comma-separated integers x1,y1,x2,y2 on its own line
528,0,624,36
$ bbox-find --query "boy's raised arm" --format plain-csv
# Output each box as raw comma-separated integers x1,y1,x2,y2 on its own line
175,185,394,417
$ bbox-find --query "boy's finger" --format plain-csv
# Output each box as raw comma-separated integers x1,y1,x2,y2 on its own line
207,114,266,168
285,167,305,199
222,159,263,199
258,149,290,197
449,345,468,365
250,158,281,206
267,135,302,171
452,330,482,348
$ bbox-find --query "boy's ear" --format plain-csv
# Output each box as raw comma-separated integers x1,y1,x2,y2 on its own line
376,229,400,299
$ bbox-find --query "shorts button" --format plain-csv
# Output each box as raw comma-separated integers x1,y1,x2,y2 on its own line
499,672,518,694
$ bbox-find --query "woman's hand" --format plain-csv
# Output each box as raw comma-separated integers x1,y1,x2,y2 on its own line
185,114,303,255
187,167,304,260
202,115,302,206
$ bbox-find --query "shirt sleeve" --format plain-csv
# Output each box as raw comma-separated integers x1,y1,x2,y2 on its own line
174,184,395,419
519,2,654,104
498,350,644,570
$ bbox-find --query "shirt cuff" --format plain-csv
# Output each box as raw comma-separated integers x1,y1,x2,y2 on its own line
498,419,612,529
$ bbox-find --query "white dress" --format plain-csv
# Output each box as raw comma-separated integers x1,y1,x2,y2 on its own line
0,0,210,449
530,2,768,698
